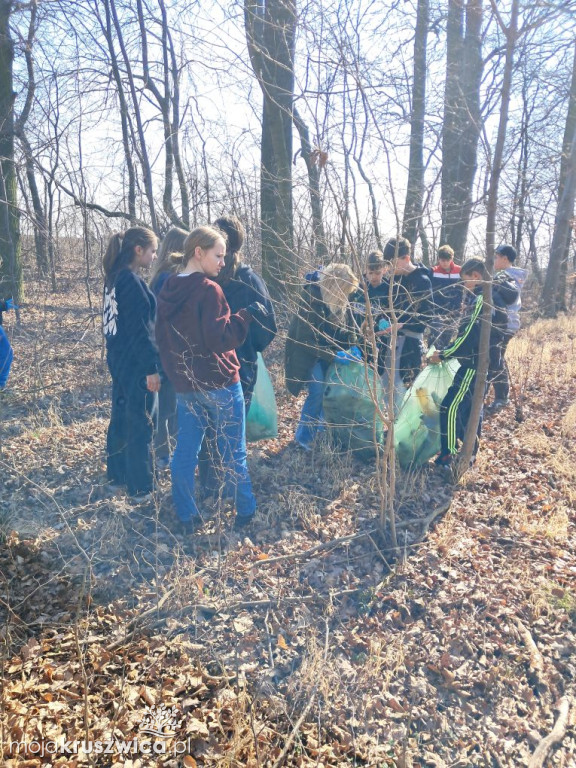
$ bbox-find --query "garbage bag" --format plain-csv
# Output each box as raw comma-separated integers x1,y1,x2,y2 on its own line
394,359,460,468
323,360,386,460
246,353,278,441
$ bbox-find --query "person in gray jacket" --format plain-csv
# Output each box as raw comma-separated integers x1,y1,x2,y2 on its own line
486,244,527,414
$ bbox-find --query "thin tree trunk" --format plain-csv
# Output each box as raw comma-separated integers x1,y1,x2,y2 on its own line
441,0,483,260
403,0,428,247
0,0,21,300
541,42,576,317
293,105,327,261
458,0,518,476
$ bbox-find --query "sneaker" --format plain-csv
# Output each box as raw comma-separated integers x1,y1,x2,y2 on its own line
293,440,312,452
234,513,255,530
485,399,510,415
434,454,454,468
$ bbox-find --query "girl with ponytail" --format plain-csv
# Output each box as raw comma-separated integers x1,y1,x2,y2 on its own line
102,226,161,499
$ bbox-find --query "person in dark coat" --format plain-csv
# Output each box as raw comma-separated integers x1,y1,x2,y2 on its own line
285,263,359,451
0,297,16,390
212,215,276,408
102,227,161,500
150,227,189,469
428,244,462,350
380,236,434,415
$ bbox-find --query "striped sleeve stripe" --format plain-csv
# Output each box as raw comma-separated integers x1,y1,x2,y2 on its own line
442,295,483,358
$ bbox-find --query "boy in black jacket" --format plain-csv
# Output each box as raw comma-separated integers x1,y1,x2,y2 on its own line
380,236,433,415
428,259,508,469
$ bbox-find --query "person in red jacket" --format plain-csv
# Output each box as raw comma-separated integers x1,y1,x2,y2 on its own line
156,225,268,530
428,244,462,350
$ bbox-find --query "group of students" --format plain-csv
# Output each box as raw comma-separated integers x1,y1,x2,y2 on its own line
102,218,276,531
285,236,525,470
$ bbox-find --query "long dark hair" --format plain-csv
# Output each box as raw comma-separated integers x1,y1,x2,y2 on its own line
213,215,245,285
103,227,157,288
150,226,188,291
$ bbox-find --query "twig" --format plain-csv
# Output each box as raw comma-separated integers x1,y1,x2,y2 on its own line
515,618,546,689
528,695,573,768
251,529,377,567
106,589,361,650
271,687,318,768
413,500,452,542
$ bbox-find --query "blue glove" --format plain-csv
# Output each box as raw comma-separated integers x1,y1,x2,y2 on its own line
335,345,362,364
377,317,390,331
4,298,18,311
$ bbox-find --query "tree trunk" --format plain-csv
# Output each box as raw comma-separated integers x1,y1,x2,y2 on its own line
541,42,576,317
403,0,428,248
293,105,327,261
440,0,483,261
245,0,296,298
0,0,21,300
459,0,518,476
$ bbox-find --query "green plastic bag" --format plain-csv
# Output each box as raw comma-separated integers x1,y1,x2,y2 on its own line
323,360,386,460
246,353,278,442
394,359,460,468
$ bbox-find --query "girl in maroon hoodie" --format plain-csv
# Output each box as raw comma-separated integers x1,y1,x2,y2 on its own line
156,226,267,530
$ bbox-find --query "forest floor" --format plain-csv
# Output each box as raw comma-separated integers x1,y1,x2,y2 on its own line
0,273,575,768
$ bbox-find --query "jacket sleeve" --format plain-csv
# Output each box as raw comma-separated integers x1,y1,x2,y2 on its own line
115,271,160,375
243,270,277,352
201,283,252,353
440,295,483,361
493,273,519,306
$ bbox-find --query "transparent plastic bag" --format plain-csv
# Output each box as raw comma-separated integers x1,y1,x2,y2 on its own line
246,353,278,441
394,359,460,467
323,360,386,460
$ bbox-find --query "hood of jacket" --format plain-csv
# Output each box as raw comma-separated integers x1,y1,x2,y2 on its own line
157,272,211,320
503,266,527,289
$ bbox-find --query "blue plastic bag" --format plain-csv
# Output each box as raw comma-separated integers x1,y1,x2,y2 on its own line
246,353,278,441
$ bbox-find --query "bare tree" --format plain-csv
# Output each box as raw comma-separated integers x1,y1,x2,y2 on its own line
440,0,483,260
541,41,576,317
0,0,21,299
245,0,296,297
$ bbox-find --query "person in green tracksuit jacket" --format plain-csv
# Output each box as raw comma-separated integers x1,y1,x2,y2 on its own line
428,259,508,469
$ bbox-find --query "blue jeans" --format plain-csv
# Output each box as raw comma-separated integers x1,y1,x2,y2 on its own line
0,326,14,388
171,382,256,522
295,361,326,449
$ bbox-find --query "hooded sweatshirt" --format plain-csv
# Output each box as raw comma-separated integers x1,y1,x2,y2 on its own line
103,268,160,378
156,272,252,392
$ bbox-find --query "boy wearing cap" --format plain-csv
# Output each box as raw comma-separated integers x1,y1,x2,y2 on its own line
486,244,527,414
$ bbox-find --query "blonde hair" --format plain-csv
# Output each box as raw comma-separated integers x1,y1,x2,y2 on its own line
319,263,359,316
184,226,227,265
150,226,188,290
